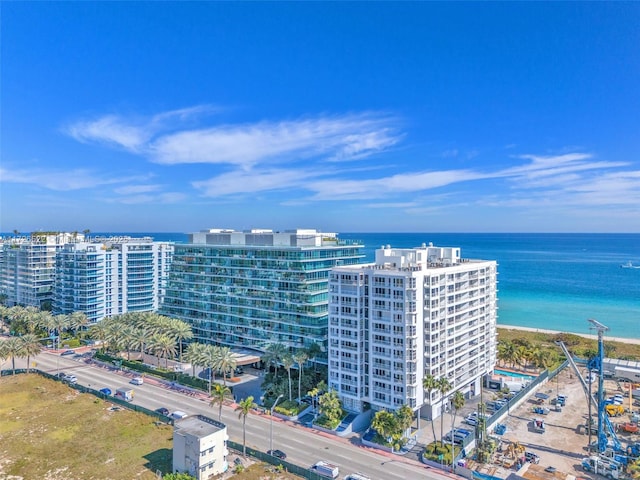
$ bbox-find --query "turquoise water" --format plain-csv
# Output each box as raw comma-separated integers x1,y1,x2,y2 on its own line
342,233,640,339
493,369,535,380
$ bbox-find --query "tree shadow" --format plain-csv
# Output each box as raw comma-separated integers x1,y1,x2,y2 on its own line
143,447,173,476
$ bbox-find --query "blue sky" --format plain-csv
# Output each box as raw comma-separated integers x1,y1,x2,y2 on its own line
1,2,639,233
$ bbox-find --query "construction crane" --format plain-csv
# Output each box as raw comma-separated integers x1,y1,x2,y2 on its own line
555,319,633,465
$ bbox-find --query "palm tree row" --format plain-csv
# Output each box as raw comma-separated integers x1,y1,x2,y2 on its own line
0,305,89,346
0,334,43,374
422,374,454,447
88,312,193,369
497,339,559,370
260,342,317,403
183,343,237,393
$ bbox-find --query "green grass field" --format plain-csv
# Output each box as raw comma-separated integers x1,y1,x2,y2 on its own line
0,374,173,480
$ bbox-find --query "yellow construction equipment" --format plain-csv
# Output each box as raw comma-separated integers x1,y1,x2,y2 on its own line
605,404,625,417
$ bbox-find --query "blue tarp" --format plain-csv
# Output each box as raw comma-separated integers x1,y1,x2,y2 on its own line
534,392,549,399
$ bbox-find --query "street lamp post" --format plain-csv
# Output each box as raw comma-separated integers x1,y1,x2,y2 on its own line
269,394,284,453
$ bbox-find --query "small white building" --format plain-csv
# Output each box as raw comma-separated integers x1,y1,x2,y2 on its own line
173,415,229,479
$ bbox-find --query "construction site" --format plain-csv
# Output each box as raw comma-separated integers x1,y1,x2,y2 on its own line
458,320,640,480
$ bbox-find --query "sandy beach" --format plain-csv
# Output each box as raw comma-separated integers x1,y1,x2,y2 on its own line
497,324,640,345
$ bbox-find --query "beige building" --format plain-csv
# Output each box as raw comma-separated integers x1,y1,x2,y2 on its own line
173,415,229,479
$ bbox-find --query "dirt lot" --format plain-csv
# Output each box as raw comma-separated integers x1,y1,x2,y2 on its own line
490,367,640,479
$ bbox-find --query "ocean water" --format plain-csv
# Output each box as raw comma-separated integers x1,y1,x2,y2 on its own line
339,233,640,339
4,232,639,339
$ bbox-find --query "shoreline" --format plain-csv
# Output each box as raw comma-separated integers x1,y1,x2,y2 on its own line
497,324,640,346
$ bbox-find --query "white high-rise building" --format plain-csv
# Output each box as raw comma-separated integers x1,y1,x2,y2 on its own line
0,233,83,309
328,243,497,420
54,238,174,323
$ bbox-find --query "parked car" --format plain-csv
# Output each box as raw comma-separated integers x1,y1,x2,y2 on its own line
130,377,144,385
155,407,170,416
267,449,287,460
60,349,75,356
99,388,112,396
170,411,189,420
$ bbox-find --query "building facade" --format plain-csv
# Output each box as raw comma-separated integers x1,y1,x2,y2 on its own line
0,233,173,323
0,233,81,308
160,229,364,357
54,238,174,323
173,415,229,479
328,243,497,420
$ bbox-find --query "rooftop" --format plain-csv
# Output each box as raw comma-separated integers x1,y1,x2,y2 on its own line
174,415,226,437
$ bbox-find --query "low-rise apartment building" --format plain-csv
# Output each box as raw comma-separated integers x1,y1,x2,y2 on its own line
173,415,229,479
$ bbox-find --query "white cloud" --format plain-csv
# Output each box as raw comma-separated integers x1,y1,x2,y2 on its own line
108,191,187,205
64,105,218,152
192,168,318,197
150,114,401,167
0,166,146,191
66,115,151,152
306,169,486,200
114,184,163,195
65,107,401,168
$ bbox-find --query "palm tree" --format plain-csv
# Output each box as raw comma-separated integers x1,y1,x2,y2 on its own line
20,333,43,373
4,337,24,374
184,342,207,377
235,396,257,457
371,410,396,444
120,325,138,361
88,321,109,353
168,319,193,362
282,354,294,401
150,333,177,368
306,342,323,372
51,314,70,349
437,377,453,446
68,311,89,338
210,383,231,421
497,340,515,368
423,374,439,444
293,350,308,402
318,389,342,425
201,345,222,395
217,347,237,388
514,345,530,370
449,390,465,466
127,326,149,361
262,342,287,380
0,340,9,371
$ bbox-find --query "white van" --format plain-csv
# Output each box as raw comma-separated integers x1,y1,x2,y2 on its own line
170,411,189,420
130,377,144,385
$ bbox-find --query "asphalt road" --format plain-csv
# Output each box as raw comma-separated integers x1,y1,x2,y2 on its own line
12,351,455,480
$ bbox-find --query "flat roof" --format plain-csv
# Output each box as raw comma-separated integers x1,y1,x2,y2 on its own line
175,415,225,437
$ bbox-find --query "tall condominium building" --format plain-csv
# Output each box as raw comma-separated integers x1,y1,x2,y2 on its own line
328,243,497,420
54,238,174,323
161,229,364,357
0,233,82,308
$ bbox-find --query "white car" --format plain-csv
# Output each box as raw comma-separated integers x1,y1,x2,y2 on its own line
130,377,144,385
